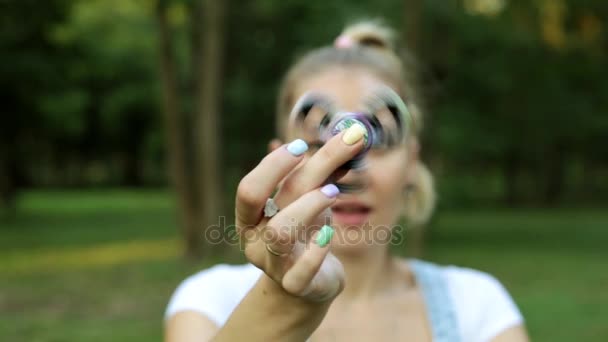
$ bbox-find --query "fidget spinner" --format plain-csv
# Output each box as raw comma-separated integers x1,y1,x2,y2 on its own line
288,85,412,171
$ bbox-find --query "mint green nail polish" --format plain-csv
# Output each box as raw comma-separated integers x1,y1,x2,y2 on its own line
316,225,334,247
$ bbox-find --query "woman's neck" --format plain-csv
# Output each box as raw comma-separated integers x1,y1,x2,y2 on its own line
335,247,407,301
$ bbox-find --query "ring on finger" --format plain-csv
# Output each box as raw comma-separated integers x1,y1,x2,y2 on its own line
264,198,280,218
265,243,290,257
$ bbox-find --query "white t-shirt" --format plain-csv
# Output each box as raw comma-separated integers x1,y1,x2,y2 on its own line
165,261,524,342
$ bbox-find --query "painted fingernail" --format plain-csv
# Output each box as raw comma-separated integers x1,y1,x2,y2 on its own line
342,123,368,145
316,225,334,247
320,184,340,198
286,139,308,156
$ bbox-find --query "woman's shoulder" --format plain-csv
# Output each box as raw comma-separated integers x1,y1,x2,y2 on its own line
408,258,517,298
409,259,524,341
441,263,510,294
164,263,262,325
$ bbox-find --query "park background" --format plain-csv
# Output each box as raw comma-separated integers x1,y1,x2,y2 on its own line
1,0,607,340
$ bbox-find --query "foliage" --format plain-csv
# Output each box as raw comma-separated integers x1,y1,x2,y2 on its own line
0,0,606,208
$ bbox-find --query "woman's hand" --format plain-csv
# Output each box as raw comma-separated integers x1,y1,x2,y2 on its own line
235,126,366,302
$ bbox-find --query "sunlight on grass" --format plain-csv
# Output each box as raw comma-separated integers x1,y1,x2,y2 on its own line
0,238,180,276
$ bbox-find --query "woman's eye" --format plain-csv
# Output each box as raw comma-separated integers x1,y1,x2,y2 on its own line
371,134,390,149
371,139,384,148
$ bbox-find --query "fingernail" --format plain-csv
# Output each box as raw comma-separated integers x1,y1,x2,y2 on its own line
286,139,308,156
342,123,368,145
316,225,334,247
320,184,340,198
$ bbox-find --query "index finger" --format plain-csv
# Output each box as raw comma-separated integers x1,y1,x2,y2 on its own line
274,124,367,206
235,139,309,227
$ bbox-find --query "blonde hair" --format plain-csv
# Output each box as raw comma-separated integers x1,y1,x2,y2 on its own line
276,20,436,225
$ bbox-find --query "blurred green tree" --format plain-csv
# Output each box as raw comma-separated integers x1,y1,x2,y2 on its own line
1,0,606,243
157,0,226,258
0,0,72,212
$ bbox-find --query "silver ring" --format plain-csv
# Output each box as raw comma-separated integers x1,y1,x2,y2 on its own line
264,198,280,218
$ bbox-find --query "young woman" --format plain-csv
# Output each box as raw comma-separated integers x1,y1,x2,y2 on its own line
165,21,529,342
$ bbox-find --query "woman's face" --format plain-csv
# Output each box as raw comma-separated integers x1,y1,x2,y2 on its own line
284,67,417,252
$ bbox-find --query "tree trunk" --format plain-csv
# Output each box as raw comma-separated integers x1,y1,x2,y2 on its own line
121,117,145,187
503,150,521,207
196,0,226,256
403,0,426,258
0,147,19,218
542,143,565,205
157,0,201,258
0,114,21,217
402,0,422,52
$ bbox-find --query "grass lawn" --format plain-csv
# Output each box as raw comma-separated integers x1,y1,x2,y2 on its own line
0,190,606,341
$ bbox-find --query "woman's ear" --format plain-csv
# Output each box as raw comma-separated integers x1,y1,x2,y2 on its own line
268,138,283,153
405,137,420,184
407,137,420,164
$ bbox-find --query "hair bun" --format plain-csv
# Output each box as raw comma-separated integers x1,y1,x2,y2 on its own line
338,21,396,52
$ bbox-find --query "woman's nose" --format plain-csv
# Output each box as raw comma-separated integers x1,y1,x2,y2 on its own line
333,167,369,193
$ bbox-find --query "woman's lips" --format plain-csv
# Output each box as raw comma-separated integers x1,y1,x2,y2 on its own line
331,201,372,226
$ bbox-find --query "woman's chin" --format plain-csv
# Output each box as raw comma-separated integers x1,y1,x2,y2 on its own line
329,214,397,253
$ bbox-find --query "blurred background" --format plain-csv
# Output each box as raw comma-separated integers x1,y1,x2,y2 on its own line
1,0,606,340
